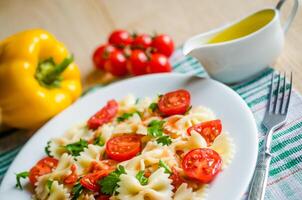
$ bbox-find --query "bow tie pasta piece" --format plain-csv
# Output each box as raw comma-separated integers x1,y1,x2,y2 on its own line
116,168,173,200
35,177,70,200
48,123,94,158
76,144,105,174
118,94,137,114
171,131,207,154
173,183,208,200
113,113,143,134
77,193,95,200
210,132,235,169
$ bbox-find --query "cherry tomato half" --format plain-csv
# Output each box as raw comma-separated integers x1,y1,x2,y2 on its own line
104,50,128,76
108,30,132,47
63,164,78,184
158,89,191,116
106,134,141,161
96,195,110,200
90,160,118,173
29,157,58,185
132,34,152,49
87,100,118,129
170,167,185,191
182,148,222,183
93,44,116,70
127,49,148,76
152,34,174,57
187,120,222,146
80,171,108,192
146,53,172,74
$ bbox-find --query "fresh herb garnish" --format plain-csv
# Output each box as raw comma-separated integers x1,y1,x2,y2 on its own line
156,136,172,146
117,111,141,122
94,135,105,146
65,139,88,156
99,165,126,195
71,182,84,200
158,94,163,98
135,170,148,186
147,120,172,146
46,180,53,190
15,171,29,189
147,120,165,137
45,141,52,157
148,103,158,112
159,160,172,174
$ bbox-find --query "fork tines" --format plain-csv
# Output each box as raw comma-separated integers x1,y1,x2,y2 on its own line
267,72,292,115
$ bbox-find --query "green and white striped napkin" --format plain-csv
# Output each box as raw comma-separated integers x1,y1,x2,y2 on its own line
1,48,302,200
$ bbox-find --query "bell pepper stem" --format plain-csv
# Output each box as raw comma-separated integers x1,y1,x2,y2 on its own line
35,55,73,88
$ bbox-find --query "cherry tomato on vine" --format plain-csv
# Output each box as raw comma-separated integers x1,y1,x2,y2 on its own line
104,50,128,76
152,34,174,57
127,49,148,76
92,44,116,70
108,30,132,47
146,53,172,74
132,34,152,49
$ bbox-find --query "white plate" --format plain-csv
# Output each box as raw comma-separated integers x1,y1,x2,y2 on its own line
0,73,258,199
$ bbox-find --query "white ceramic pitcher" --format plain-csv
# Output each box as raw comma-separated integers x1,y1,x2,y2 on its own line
183,0,300,84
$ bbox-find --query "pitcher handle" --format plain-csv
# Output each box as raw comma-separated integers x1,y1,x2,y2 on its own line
276,0,300,33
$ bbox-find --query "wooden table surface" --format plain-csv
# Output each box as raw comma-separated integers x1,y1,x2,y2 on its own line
0,0,301,90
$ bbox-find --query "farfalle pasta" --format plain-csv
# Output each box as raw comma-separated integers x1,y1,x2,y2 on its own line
17,89,234,200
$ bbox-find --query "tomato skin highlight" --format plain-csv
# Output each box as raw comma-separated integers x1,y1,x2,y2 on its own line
104,50,128,76
182,148,222,183
80,171,108,192
127,49,148,76
93,44,116,70
108,30,132,47
187,120,222,146
87,100,118,129
29,157,58,185
158,89,191,116
106,134,141,162
152,34,174,57
146,53,172,74
132,34,152,49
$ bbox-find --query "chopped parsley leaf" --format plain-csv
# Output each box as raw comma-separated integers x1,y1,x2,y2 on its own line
46,180,53,191
94,135,105,146
148,103,158,112
159,160,172,174
99,165,126,195
71,182,84,200
156,136,172,146
135,170,148,186
65,139,88,156
45,141,52,157
15,171,29,190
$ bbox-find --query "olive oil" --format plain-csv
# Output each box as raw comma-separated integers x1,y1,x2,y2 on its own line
208,9,275,44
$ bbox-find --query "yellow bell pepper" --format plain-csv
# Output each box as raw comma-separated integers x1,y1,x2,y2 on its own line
0,29,82,129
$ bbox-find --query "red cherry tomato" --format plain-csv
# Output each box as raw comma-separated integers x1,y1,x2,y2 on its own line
63,164,78,184
182,148,222,183
106,134,141,161
158,89,191,116
127,50,148,76
29,157,58,185
87,100,118,129
187,120,222,146
80,171,108,192
132,34,152,49
108,30,132,47
92,44,116,70
96,195,110,200
170,167,185,191
90,160,118,173
104,50,128,76
152,34,174,57
146,53,172,74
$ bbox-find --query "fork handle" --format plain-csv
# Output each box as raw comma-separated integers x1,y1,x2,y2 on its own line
248,151,273,200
